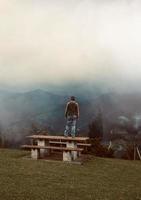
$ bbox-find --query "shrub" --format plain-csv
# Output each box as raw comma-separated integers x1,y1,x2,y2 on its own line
90,138,114,158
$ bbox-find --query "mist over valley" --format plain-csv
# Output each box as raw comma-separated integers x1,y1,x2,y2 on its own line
0,85,141,146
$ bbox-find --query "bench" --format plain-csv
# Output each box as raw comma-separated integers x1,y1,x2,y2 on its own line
23,135,90,162
21,145,83,162
49,141,91,152
49,141,91,146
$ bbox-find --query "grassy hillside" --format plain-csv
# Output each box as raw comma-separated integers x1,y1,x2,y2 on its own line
0,149,141,200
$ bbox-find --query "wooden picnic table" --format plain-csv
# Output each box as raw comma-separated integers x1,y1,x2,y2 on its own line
23,135,90,162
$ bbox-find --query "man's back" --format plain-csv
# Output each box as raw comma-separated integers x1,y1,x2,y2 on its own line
65,101,79,117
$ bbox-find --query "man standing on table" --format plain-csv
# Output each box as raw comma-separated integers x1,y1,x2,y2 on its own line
64,96,80,137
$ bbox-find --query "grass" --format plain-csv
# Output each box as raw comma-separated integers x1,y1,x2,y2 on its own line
0,149,141,200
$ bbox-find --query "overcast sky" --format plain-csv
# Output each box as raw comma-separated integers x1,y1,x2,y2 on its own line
0,0,141,92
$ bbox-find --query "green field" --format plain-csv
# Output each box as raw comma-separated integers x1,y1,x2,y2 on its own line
0,149,141,200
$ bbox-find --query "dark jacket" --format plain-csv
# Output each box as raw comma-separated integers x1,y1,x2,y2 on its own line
65,100,79,118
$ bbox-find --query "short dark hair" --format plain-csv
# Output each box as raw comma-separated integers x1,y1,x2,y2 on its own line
70,96,75,101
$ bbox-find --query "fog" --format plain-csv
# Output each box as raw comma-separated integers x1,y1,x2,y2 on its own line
0,0,141,92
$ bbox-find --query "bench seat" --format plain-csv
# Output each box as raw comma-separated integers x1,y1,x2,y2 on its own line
21,145,83,162
21,145,83,151
49,141,91,152
49,141,91,147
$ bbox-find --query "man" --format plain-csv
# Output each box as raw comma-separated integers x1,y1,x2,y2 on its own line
64,96,79,137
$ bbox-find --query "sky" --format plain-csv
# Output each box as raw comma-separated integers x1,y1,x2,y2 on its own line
0,0,141,92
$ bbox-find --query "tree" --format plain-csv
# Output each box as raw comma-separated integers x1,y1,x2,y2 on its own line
88,111,103,139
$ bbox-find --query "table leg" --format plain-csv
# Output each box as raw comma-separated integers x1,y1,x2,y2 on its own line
37,139,46,158
31,149,39,159
66,141,77,160
63,151,72,162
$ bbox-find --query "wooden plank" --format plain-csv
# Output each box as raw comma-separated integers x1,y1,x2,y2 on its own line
21,145,83,152
49,141,66,145
26,135,89,142
78,143,91,147
49,141,91,147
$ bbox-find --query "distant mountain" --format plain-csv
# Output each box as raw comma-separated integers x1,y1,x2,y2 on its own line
0,88,141,144
0,89,66,128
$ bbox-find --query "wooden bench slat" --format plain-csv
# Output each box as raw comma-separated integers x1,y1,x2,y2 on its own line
78,143,91,147
21,145,83,152
49,141,91,147
49,141,66,145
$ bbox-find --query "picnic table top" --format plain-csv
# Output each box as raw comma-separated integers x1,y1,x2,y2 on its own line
27,135,89,142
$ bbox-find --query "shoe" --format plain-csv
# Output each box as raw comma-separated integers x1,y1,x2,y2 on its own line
64,135,68,137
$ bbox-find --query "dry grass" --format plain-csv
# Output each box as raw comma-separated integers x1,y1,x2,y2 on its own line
0,149,141,200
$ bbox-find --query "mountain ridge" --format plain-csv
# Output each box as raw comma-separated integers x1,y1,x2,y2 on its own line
0,88,141,143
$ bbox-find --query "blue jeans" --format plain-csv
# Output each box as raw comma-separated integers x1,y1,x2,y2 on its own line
64,115,77,137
